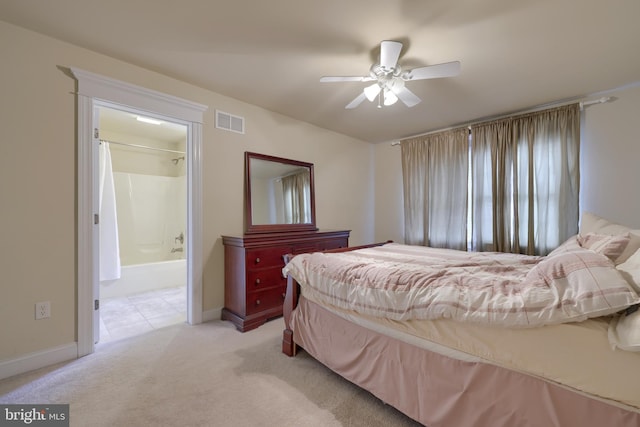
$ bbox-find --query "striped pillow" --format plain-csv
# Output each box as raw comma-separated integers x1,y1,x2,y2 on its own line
577,232,630,262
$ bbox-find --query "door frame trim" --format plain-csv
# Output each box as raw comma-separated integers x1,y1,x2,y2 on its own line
71,68,207,357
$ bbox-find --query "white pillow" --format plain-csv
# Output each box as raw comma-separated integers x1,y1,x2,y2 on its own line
608,308,640,352
579,212,640,264
617,248,640,293
581,211,629,235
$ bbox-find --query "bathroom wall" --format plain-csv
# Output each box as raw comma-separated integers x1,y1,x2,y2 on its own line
102,126,187,266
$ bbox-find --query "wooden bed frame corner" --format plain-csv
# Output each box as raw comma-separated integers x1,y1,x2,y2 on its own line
282,241,392,357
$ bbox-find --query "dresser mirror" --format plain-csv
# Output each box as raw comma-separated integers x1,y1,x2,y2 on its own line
245,151,317,234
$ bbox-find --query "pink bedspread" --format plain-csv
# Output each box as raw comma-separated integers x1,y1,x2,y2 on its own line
283,240,639,327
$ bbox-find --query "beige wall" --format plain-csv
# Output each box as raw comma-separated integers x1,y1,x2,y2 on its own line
372,83,640,244
373,142,404,243
580,84,640,228
0,21,373,364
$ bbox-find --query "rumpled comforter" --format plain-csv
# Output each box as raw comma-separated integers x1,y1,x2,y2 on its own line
282,239,640,327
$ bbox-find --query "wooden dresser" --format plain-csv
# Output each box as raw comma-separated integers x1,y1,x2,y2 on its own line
222,229,350,332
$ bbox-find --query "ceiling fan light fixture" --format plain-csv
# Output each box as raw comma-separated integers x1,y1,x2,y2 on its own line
364,83,381,102
136,115,163,125
383,89,398,106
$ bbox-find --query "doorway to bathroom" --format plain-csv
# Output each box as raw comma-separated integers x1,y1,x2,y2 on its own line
73,66,207,357
97,105,188,343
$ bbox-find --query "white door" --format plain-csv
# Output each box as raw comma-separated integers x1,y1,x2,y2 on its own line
92,107,101,343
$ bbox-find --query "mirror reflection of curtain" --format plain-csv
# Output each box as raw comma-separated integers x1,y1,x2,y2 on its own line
281,170,311,224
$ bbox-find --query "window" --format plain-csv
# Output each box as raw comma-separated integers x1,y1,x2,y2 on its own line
402,104,580,255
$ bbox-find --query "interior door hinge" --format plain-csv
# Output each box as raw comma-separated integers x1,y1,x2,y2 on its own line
94,299,99,310
94,128,99,139
94,214,99,225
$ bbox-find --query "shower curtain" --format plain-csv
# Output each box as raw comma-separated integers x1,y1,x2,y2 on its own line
99,142,121,281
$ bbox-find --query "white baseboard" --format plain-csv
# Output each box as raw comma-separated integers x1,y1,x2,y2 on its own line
0,308,223,381
0,342,78,381
201,307,222,323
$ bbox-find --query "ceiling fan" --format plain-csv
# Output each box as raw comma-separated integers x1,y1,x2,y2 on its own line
320,40,461,109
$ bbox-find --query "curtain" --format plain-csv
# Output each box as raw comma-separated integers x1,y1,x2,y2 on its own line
401,128,469,249
282,169,311,224
470,104,580,255
99,142,121,280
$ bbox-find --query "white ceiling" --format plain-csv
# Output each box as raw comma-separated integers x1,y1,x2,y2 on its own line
99,107,187,144
2,0,639,143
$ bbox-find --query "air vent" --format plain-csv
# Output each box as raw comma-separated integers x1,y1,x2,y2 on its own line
216,110,245,134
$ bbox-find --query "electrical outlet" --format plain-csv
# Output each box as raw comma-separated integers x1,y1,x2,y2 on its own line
35,301,50,320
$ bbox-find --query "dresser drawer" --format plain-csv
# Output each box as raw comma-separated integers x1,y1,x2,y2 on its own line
291,242,322,254
320,238,348,251
291,238,348,254
247,267,286,290
246,246,291,267
246,286,287,315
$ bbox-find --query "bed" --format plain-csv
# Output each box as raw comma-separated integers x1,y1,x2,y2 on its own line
281,213,640,427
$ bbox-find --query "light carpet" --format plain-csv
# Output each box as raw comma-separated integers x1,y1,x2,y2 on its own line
0,319,421,426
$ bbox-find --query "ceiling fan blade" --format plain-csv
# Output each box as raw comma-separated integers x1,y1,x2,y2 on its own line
393,86,422,107
345,92,367,109
380,40,403,71
320,76,374,82
404,61,461,80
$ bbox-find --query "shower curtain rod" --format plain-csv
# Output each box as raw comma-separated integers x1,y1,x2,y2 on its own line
100,139,185,155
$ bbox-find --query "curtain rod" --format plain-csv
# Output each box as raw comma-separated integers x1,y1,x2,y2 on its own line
391,96,612,146
100,139,185,154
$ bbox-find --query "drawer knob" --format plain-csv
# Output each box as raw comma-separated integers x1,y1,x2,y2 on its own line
255,299,261,306
255,278,261,285
255,257,261,263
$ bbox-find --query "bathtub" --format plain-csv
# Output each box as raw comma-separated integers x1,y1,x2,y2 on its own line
100,258,186,299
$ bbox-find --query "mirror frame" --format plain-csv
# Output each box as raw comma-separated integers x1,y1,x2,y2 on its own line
245,151,318,234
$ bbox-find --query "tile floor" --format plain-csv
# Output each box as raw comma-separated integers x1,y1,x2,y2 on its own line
98,286,186,344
